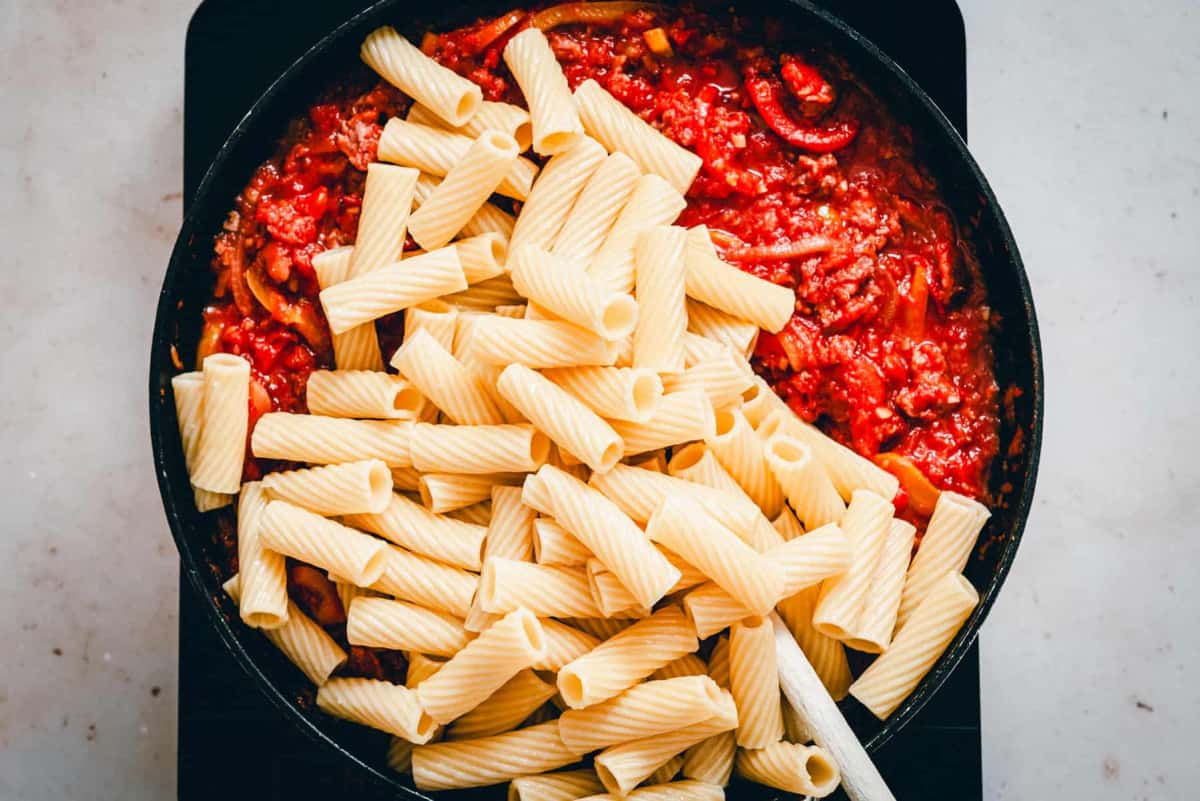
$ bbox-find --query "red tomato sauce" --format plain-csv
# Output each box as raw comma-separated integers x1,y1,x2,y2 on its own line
200,5,998,506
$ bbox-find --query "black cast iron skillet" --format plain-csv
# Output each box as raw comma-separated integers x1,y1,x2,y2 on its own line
150,0,1042,795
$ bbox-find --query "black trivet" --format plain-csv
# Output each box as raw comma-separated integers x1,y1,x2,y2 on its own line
179,2,979,798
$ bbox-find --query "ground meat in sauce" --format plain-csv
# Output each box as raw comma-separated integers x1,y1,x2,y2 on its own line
196,5,1000,677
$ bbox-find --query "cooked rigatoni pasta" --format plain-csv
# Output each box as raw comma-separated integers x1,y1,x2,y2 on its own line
896,491,990,630
739,376,785,429
170,372,233,511
812,489,893,643
485,485,536,562
414,172,517,239
312,246,384,371
457,232,509,284
585,561,647,618
561,616,632,641
347,163,419,278
259,500,387,586
685,299,760,359
344,492,486,571
666,443,783,552
542,366,662,423
706,407,784,518
588,174,687,295
446,274,526,310
235,482,288,629
317,677,437,742
320,245,467,334
191,353,250,494
361,25,482,126
782,697,814,744
223,575,346,685
420,472,522,514
411,422,550,474
558,676,725,753
409,99,534,152
552,152,640,265
728,616,785,748
735,741,841,798
252,413,413,466
333,576,379,617
469,316,618,368
406,652,447,688
387,737,415,774
306,370,424,420
371,547,477,619
508,770,605,801
851,519,917,653
497,367,624,473
412,721,579,791
404,300,459,353
509,137,607,254
587,462,761,537
772,506,806,541
776,587,851,701
592,691,738,795
533,518,592,566
652,653,709,681
479,558,602,618
391,328,504,425
261,459,391,516
573,79,702,195
608,390,714,456
510,245,638,340
346,596,472,657
504,27,584,155
764,434,845,530
390,466,422,492
758,407,899,502
409,131,521,250
632,225,687,373
447,669,558,740
662,350,755,410
647,497,783,617
661,546,709,593
416,608,546,724
849,573,979,719
681,732,736,787
378,119,537,200
649,757,684,786
682,331,726,367
532,618,601,672
683,226,795,333
580,780,725,801
530,465,680,608
556,606,698,709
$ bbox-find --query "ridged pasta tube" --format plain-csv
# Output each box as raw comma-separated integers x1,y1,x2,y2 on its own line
681,731,736,786
306,370,424,420
632,225,687,373
735,741,841,798
347,163,419,278
379,120,538,200
533,618,601,672
259,500,387,586
508,770,605,801
682,331,725,367
588,174,686,295
409,131,521,250
371,544,479,619
776,587,851,701
261,459,392,516
772,506,806,540
419,472,520,513
510,137,607,253
573,79,702,194
416,608,546,724
706,407,784,518
317,677,437,742
252,414,413,466
849,572,978,719
852,519,917,653
411,422,550,474
412,721,579,790
646,497,784,617
223,575,345,684
479,558,602,618
683,226,795,333
320,245,467,334
511,245,638,340
686,299,760,358
553,152,640,265
578,780,725,801
561,616,631,641
739,376,786,429
486,485,537,562
408,99,533,152
391,328,505,425
812,490,893,643
556,606,698,709
387,737,414,774
446,274,526,311
389,466,422,492
504,27,584,155
312,246,384,371
235,482,288,629
447,669,558,740
346,596,471,656
469,316,618,368
587,463,762,536
729,616,784,748
534,518,593,566
403,299,459,353
609,390,714,456
662,351,756,409
543,366,662,422
666,442,783,552
652,653,709,681
344,492,486,571
406,652,447,688
497,366,624,473
361,26,482,126
457,232,509,284
530,465,680,607
896,491,990,630
414,172,517,238
191,354,249,493
170,372,233,511
585,560,648,618
558,676,725,752
764,434,845,529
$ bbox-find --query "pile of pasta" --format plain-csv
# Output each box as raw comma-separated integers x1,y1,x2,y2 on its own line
172,23,992,801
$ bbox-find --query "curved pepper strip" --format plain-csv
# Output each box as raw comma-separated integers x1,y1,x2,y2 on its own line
744,72,859,153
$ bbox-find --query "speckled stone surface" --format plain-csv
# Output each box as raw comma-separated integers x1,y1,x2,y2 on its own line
0,1,1197,799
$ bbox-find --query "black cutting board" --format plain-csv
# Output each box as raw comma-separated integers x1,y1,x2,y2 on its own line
179,2,979,798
